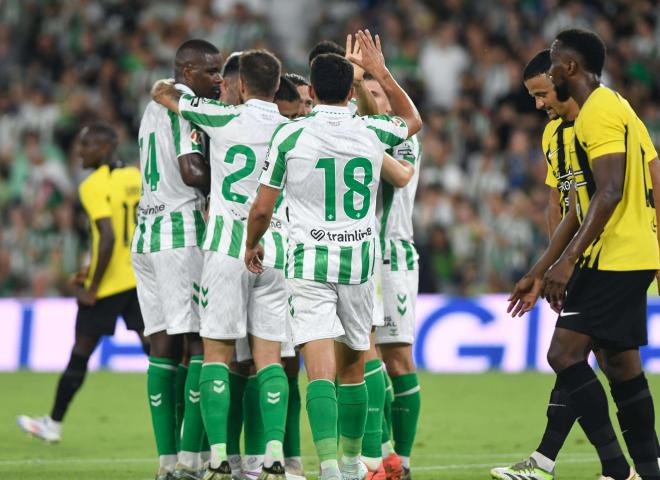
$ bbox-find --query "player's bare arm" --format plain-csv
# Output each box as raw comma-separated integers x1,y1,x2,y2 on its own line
151,79,181,114
508,187,579,316
178,152,210,194
349,29,422,137
381,152,414,188
345,33,379,116
244,185,280,274
78,217,115,306
547,188,562,239
542,152,625,308
648,157,660,289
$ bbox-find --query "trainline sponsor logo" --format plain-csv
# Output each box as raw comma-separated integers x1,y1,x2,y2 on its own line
309,227,372,242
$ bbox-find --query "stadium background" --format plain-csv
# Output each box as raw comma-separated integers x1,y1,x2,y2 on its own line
2,1,660,478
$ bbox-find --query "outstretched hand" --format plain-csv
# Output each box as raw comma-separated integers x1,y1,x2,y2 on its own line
345,34,364,82
346,30,386,78
507,274,543,317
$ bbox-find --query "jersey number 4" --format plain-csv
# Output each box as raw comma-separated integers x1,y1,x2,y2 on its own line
139,132,160,192
315,157,373,221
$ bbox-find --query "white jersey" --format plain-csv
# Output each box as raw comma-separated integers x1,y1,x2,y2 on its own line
260,105,408,285
378,134,421,271
178,94,287,269
132,95,207,254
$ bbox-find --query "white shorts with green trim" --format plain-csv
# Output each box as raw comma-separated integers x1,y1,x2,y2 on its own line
286,277,374,351
375,268,418,345
199,251,287,342
132,246,203,337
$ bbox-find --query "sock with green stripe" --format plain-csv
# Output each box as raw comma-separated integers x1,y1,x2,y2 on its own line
284,375,302,459
227,371,247,459
307,379,339,471
338,382,368,465
391,373,421,462
243,376,265,460
179,356,204,469
381,371,395,457
362,360,385,469
174,364,187,453
200,363,230,468
148,357,178,469
257,364,289,468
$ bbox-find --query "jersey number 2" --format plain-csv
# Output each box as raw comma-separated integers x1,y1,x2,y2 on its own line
315,157,373,221
222,144,256,204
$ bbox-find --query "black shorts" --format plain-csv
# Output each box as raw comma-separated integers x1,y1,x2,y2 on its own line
556,267,654,349
76,288,144,337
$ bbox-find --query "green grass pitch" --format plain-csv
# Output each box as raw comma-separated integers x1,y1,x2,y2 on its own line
2,371,659,479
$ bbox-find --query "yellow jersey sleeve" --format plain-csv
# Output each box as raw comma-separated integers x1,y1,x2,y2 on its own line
79,165,112,222
580,91,627,160
637,116,659,163
541,121,558,188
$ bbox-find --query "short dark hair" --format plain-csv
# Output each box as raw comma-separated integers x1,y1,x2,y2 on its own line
175,39,220,71
274,75,301,102
555,29,606,76
85,122,118,146
310,53,354,104
222,51,242,77
308,40,345,66
284,72,309,87
239,49,282,98
523,49,551,81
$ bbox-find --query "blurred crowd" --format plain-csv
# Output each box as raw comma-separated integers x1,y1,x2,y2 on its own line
1,0,659,296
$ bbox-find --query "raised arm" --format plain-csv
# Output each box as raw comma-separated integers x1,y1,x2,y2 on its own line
348,30,422,136
346,34,379,116
151,79,181,114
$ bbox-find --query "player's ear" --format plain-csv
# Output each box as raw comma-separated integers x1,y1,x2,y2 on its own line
346,86,356,104
309,85,317,103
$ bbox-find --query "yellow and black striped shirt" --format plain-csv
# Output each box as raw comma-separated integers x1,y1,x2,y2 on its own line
542,118,575,219
572,86,659,271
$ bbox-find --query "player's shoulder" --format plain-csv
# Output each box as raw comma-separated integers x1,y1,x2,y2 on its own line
180,94,239,112
79,164,110,198
583,86,626,115
271,114,316,141
542,118,563,145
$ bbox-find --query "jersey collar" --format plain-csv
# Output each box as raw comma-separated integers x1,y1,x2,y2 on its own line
312,104,352,116
245,98,280,113
174,83,195,96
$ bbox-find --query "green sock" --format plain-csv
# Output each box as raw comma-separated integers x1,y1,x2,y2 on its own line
200,363,230,467
243,376,265,455
180,356,204,454
284,375,302,458
148,357,178,456
307,379,338,463
391,373,421,458
338,382,368,462
382,371,393,445
257,364,289,466
174,364,188,452
362,359,385,460
227,371,247,456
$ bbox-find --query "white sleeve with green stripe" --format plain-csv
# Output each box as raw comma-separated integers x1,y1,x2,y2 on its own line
178,94,240,132
167,110,203,158
361,114,409,150
260,122,304,189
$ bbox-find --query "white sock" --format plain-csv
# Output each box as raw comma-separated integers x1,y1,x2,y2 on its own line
362,456,381,470
381,441,395,457
285,456,303,472
341,454,360,466
531,451,555,473
159,454,178,471
264,440,284,468
228,454,241,471
320,459,339,472
200,450,210,466
178,451,201,470
209,443,227,469
399,455,410,469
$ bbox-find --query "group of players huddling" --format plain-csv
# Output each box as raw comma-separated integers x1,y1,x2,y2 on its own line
14,23,660,480
18,30,424,480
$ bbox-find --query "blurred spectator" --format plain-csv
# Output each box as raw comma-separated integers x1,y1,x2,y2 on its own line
1,0,659,296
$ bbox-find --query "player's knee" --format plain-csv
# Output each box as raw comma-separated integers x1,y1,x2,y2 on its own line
546,345,579,373
185,333,203,357
72,335,100,358
283,355,300,378
382,345,414,376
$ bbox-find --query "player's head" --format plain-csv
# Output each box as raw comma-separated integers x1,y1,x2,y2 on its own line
549,28,606,102
523,49,563,120
238,49,281,102
310,53,354,106
220,51,242,105
308,40,345,66
78,123,118,169
274,75,301,119
285,73,313,116
364,74,391,115
174,39,223,100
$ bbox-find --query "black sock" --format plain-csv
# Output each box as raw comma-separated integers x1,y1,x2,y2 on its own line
611,373,660,480
50,352,90,422
536,376,578,461
558,361,629,479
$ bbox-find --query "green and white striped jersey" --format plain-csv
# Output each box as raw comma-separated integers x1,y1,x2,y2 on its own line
378,134,421,271
132,86,207,254
260,105,409,285
178,94,287,269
